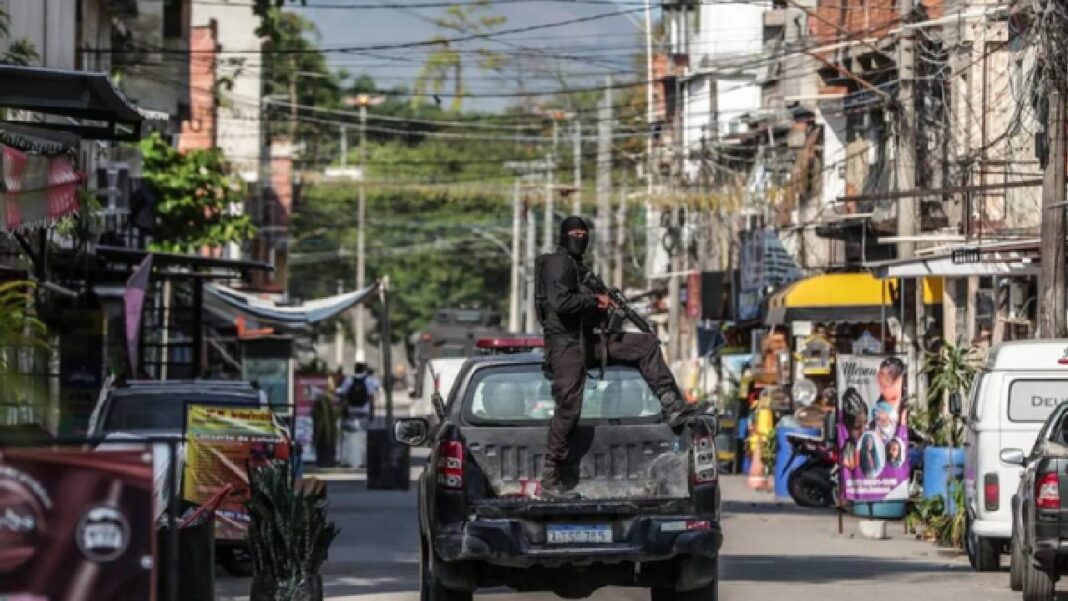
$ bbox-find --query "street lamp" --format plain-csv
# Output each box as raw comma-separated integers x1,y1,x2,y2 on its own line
341,93,385,364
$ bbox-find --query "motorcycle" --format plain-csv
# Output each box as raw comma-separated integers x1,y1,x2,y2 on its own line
785,431,839,508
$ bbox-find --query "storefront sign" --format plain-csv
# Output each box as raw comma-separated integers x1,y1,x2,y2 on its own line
182,404,288,540
836,354,909,502
0,447,155,600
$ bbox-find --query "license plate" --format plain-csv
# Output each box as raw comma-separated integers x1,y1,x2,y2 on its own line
546,524,613,544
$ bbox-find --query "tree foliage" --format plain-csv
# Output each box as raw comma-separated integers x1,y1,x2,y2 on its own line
139,133,256,253
0,281,50,414
414,0,507,112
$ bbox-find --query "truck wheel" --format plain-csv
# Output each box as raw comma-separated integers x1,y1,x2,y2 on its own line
650,581,718,601
420,541,472,601
1022,556,1055,601
1010,536,1024,592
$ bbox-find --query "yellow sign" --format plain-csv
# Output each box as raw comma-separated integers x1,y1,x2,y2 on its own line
183,404,288,540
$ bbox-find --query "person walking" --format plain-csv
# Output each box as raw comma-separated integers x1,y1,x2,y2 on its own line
535,215,705,497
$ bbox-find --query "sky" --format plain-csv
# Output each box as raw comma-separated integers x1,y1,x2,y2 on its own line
294,0,651,112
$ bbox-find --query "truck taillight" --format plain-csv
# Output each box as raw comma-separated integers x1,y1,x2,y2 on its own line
437,440,464,490
983,473,999,511
1037,472,1060,509
692,434,718,484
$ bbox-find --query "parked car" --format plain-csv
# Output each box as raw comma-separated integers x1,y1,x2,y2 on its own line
394,353,722,601
87,378,283,577
1007,398,1068,600
963,340,1068,571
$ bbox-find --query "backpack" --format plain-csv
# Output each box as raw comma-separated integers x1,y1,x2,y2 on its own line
347,375,370,408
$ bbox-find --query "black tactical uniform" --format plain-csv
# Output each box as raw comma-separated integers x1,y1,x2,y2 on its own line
535,216,699,495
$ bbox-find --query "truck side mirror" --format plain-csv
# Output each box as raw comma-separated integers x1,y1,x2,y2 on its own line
431,391,447,420
949,392,963,417
1000,448,1026,466
394,418,430,447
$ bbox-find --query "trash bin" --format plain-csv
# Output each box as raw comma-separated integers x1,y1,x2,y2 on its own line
156,516,215,601
774,426,821,499
367,426,410,490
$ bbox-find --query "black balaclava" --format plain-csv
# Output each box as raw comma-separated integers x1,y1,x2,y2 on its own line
558,215,590,259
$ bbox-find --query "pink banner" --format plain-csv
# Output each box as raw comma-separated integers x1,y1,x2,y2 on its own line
124,254,153,375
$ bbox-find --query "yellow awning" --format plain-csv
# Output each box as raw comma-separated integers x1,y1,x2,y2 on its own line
766,273,942,325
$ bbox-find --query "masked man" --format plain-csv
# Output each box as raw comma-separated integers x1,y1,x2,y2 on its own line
535,215,704,496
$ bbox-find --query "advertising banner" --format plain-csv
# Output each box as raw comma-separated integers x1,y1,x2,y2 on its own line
836,354,910,501
294,374,330,462
182,405,288,540
0,447,155,600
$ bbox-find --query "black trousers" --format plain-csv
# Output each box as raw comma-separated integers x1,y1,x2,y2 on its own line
543,332,677,466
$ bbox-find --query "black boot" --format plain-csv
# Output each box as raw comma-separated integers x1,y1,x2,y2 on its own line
540,464,580,499
660,390,709,428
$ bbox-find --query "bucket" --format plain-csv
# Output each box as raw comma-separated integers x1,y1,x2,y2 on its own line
774,426,821,499
923,446,965,514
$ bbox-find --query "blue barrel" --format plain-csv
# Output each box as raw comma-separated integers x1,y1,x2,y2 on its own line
774,426,821,499
850,501,907,519
923,446,966,514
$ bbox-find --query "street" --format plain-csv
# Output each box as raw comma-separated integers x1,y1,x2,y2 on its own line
218,475,1019,601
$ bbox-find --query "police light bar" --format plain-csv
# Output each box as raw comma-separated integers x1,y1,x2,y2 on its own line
475,337,544,353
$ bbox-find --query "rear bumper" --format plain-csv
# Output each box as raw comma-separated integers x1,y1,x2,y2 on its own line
434,516,723,568
971,517,1011,540
1033,538,1068,573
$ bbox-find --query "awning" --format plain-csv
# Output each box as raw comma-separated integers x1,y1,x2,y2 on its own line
1,144,81,232
765,272,942,325
0,65,166,141
204,283,379,327
866,243,1040,279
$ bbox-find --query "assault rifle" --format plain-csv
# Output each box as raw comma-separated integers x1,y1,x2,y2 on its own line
579,268,654,335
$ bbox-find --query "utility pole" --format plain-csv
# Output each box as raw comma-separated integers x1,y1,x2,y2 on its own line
1039,85,1068,337
572,119,582,215
644,0,658,289
509,177,521,332
344,94,384,364
525,191,538,333
895,5,920,404
596,77,613,273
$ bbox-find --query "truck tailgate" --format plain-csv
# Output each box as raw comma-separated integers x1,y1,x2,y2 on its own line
463,422,688,500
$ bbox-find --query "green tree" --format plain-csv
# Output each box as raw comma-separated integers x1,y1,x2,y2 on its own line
414,0,507,112
139,133,256,253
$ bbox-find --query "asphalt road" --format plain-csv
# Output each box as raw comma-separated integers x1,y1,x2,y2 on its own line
218,475,1024,601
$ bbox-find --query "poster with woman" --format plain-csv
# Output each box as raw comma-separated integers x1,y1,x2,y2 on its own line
836,354,910,501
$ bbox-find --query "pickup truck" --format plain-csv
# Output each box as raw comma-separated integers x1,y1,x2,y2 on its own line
394,353,722,601
1007,400,1068,601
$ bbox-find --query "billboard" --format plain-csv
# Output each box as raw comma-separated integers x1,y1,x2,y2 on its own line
182,405,288,540
836,354,910,502
0,447,155,600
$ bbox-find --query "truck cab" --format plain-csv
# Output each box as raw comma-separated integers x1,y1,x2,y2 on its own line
395,354,722,601
964,341,1068,571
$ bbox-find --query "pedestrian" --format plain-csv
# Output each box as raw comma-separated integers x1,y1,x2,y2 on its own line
534,215,705,497
338,361,372,467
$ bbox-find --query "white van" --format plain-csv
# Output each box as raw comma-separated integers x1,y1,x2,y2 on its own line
409,357,468,421
964,340,1068,571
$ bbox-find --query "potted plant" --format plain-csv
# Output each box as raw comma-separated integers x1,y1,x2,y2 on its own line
247,462,339,601
312,393,339,468
919,339,976,514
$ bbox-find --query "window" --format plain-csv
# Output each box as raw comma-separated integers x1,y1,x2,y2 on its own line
104,393,259,432
454,309,484,324
1006,379,1068,423
463,364,660,423
163,0,184,39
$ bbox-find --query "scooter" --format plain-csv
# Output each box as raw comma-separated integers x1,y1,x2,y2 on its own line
785,431,839,508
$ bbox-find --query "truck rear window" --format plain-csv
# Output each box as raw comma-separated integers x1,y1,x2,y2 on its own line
1008,379,1068,422
463,364,660,423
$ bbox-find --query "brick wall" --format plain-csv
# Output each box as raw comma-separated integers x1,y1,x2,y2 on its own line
179,23,216,151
